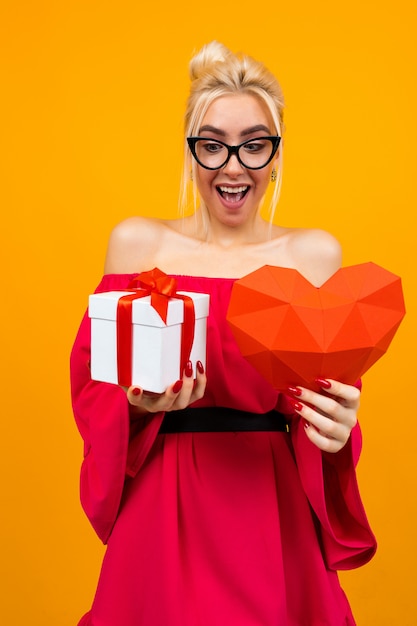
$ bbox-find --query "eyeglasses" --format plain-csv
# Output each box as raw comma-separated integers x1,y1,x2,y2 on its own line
187,136,281,170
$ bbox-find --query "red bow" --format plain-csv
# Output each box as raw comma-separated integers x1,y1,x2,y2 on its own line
116,268,195,388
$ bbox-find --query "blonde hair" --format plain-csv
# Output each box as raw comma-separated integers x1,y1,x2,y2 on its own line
179,41,285,224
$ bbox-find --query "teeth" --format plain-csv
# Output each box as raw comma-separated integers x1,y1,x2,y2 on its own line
219,186,248,194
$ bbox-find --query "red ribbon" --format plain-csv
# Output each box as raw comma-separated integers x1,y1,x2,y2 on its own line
116,268,195,388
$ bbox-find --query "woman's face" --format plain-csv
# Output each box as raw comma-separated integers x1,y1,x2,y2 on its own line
194,93,278,230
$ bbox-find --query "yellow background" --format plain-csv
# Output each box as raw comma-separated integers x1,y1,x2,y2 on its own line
1,1,416,624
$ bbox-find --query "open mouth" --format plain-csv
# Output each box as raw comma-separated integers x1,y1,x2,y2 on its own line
217,185,249,203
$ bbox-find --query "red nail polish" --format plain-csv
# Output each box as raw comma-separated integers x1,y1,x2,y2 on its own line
185,360,193,377
287,386,302,397
315,377,332,389
173,380,183,393
196,360,204,374
132,387,142,396
288,398,303,412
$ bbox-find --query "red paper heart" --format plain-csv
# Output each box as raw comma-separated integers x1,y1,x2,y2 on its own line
226,262,405,391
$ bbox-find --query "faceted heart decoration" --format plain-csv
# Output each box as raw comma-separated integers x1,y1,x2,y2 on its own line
226,263,405,391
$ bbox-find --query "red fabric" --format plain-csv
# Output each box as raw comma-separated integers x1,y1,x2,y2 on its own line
70,273,376,626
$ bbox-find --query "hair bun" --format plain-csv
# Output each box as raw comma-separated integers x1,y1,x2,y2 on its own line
189,41,231,80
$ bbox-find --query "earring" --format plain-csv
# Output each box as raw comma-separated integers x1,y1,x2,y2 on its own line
189,169,193,181
271,168,277,182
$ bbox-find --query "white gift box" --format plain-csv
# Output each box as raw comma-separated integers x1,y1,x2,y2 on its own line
88,290,210,393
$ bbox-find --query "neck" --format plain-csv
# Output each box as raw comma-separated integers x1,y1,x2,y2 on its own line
188,207,272,247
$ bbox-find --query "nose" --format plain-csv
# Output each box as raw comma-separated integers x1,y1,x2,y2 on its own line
222,153,245,177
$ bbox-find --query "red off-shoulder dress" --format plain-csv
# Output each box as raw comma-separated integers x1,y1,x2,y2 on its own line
70,273,376,626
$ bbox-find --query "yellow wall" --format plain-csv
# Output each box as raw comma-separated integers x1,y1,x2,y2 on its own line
1,1,416,624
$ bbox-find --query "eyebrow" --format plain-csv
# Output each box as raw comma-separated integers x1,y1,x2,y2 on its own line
198,124,272,137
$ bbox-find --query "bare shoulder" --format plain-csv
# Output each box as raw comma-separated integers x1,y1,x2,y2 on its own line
284,227,342,286
104,216,168,274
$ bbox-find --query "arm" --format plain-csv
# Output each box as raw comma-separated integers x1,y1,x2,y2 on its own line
70,299,165,543
280,381,377,570
71,282,206,542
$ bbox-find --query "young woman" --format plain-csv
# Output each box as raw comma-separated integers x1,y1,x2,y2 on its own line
71,41,376,625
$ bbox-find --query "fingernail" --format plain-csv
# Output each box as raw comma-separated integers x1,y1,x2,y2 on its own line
288,398,303,412
185,360,193,377
303,419,310,429
173,380,183,393
315,377,332,389
287,386,302,397
132,387,142,396
196,360,204,374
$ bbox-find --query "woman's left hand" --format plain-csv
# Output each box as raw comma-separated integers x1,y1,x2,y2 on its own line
287,378,360,453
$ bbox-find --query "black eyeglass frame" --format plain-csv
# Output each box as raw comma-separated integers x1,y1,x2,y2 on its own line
186,135,281,171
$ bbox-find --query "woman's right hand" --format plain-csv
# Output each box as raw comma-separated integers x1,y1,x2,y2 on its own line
125,360,206,415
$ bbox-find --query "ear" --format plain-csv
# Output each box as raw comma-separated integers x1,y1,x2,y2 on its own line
272,140,283,174
270,155,279,179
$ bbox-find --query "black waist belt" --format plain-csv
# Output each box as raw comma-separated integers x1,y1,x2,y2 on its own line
159,407,289,433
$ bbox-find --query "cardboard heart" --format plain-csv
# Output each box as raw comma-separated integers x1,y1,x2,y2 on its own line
226,262,405,391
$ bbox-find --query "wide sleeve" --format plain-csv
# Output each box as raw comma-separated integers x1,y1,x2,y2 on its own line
70,274,164,544
289,413,377,570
